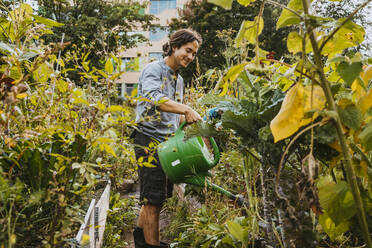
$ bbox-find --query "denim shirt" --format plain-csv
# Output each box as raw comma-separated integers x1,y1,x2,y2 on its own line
135,59,184,141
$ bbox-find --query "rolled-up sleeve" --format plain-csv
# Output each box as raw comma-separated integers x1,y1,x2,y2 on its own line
140,64,167,104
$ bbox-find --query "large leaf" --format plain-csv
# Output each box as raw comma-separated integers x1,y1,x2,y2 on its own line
358,122,372,151
207,0,233,9
226,221,245,243
287,31,302,54
338,102,362,131
336,62,363,86
322,19,365,58
276,0,303,29
235,17,264,46
319,211,349,241
318,176,356,225
32,15,64,27
358,89,372,115
237,0,256,7
270,84,326,142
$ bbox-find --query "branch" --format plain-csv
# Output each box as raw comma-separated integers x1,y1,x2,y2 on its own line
319,0,372,53
265,0,303,19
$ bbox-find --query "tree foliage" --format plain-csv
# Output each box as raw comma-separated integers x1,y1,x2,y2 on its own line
168,0,291,85
37,0,157,69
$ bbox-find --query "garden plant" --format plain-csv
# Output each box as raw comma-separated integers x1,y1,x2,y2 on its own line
0,0,371,247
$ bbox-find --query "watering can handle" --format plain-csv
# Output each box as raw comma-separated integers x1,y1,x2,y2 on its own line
177,121,220,167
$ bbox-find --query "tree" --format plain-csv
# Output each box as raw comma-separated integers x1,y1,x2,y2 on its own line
168,0,291,85
37,0,157,69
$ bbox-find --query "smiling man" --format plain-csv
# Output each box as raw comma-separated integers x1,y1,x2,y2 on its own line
132,29,202,248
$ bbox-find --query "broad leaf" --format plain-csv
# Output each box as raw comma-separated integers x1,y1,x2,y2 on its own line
322,19,365,58
358,122,372,151
276,0,303,29
207,0,233,9
237,0,256,6
32,15,64,27
270,84,326,142
336,62,363,86
319,211,349,241
318,176,356,225
357,89,372,115
287,31,302,54
226,221,245,243
235,17,264,46
338,102,362,131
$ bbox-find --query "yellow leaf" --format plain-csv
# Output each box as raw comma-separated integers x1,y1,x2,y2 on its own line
357,89,372,115
105,59,114,75
287,31,302,54
270,84,326,142
361,65,372,85
107,105,123,112
81,234,90,245
218,63,248,96
352,65,372,102
16,93,27,99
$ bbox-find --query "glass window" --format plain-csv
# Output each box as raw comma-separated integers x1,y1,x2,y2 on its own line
149,27,168,41
149,0,177,14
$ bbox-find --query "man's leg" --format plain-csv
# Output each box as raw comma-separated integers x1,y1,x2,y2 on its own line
138,204,161,245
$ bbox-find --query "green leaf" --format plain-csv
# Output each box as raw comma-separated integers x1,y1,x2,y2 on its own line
338,103,362,131
207,0,233,9
226,221,245,242
105,58,114,74
237,0,256,7
319,211,349,241
358,122,372,151
336,62,363,86
276,0,303,29
32,15,64,27
318,176,356,225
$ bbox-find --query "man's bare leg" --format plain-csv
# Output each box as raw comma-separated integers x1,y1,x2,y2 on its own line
138,204,161,246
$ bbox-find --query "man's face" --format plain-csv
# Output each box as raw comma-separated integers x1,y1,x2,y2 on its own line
172,40,199,69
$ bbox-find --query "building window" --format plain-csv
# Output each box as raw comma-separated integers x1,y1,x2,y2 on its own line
149,27,168,41
149,0,176,14
149,52,163,62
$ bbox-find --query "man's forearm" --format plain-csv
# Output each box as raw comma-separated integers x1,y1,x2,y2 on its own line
158,97,190,115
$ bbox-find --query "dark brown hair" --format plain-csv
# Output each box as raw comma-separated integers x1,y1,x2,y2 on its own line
162,29,202,57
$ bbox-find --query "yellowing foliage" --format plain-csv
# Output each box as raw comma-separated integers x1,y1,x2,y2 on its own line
270,84,326,142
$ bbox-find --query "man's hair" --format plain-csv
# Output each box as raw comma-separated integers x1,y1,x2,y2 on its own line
162,29,202,57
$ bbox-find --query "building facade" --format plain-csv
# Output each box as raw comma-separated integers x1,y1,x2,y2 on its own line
117,0,187,97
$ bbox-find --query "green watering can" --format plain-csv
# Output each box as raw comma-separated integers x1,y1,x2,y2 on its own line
158,121,245,206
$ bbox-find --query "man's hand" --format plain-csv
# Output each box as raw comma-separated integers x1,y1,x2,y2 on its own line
184,107,201,123
158,97,201,124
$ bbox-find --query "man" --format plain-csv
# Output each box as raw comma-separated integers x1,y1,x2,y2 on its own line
132,29,202,248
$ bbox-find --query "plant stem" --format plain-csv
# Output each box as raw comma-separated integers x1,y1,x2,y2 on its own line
301,0,372,246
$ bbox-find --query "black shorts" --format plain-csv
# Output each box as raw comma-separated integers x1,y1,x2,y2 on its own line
133,131,173,206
